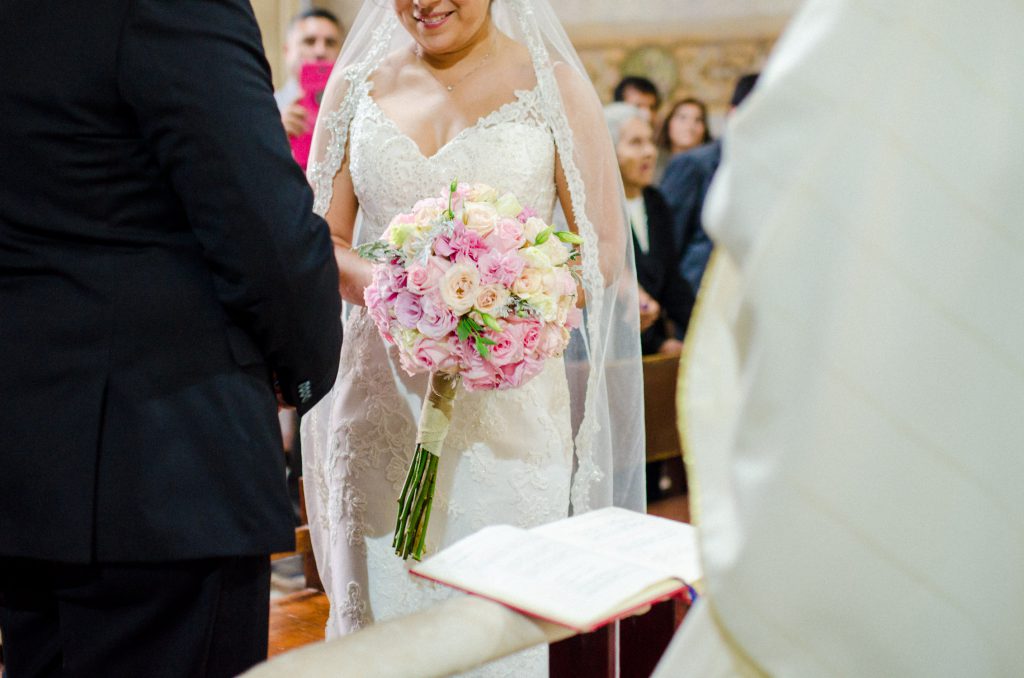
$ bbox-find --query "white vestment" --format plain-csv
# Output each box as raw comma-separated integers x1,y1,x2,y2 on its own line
656,1,1024,675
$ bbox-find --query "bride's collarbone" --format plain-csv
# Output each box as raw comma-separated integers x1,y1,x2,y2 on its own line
371,85,531,157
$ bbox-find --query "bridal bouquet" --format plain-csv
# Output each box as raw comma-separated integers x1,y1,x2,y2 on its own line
358,180,582,560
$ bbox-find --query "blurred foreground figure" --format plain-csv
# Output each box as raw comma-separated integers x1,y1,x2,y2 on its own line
656,1,1024,676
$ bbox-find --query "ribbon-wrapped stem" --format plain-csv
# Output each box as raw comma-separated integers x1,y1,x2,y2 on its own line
393,372,460,560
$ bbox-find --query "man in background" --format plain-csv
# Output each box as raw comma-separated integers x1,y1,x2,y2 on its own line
613,75,662,123
660,73,758,298
275,8,344,142
0,1,341,675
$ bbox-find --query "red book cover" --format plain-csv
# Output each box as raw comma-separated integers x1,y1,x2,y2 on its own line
289,61,333,170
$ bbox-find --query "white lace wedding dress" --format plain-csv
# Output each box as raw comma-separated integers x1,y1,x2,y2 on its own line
302,79,572,677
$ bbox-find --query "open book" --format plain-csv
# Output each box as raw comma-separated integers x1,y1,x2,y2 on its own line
410,507,700,632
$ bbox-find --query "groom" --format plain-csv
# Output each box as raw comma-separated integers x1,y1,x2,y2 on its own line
0,1,340,675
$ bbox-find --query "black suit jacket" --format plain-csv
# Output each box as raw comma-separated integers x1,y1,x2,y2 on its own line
0,0,341,562
634,187,695,354
660,140,722,295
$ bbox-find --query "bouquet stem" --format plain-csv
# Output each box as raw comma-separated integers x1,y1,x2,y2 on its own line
393,372,459,560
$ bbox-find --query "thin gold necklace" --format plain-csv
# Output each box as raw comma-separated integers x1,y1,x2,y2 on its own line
416,38,494,92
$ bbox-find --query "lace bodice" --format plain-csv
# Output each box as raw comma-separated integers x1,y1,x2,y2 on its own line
347,81,557,243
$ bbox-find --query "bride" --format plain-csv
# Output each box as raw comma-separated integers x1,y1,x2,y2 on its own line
301,1,644,674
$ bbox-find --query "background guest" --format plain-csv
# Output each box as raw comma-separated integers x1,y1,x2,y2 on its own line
659,97,712,156
605,103,694,356
274,9,344,143
655,96,713,181
613,75,662,123
661,73,758,299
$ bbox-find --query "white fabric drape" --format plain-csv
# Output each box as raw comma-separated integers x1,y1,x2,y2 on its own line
657,0,1024,675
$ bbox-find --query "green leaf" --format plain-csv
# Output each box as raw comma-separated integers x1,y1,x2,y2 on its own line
464,315,484,333
478,312,501,332
474,337,491,359
555,230,584,244
477,335,497,346
457,318,473,342
533,227,553,245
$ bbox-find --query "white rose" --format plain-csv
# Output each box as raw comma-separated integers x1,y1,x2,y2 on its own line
440,262,480,315
397,328,420,350
538,235,571,266
494,193,523,218
461,201,499,236
523,217,548,243
530,294,558,322
519,245,552,271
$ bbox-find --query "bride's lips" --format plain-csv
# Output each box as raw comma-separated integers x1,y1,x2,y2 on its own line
415,11,454,29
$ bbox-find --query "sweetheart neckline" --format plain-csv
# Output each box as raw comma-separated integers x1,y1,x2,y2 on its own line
362,86,540,161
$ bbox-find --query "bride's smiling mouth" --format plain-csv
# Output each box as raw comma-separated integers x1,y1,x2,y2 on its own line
414,10,454,29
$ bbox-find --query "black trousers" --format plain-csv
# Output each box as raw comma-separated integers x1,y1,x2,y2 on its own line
0,555,270,678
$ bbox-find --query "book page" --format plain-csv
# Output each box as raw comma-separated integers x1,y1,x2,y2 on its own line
411,524,679,630
533,507,701,583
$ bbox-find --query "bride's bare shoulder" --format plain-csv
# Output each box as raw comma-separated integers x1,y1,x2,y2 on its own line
368,48,417,97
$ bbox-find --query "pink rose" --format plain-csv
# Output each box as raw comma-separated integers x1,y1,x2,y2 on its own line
460,345,504,391
537,323,568,357
409,338,454,373
436,335,464,373
484,325,523,366
394,291,423,328
406,256,448,295
505,316,541,355
521,319,542,354
416,293,459,339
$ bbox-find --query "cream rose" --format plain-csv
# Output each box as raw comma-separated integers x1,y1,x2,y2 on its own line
440,262,480,315
512,266,544,299
461,201,499,237
473,284,509,315
469,183,498,202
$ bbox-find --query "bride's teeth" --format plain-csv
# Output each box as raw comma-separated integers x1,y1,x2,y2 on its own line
420,13,449,26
